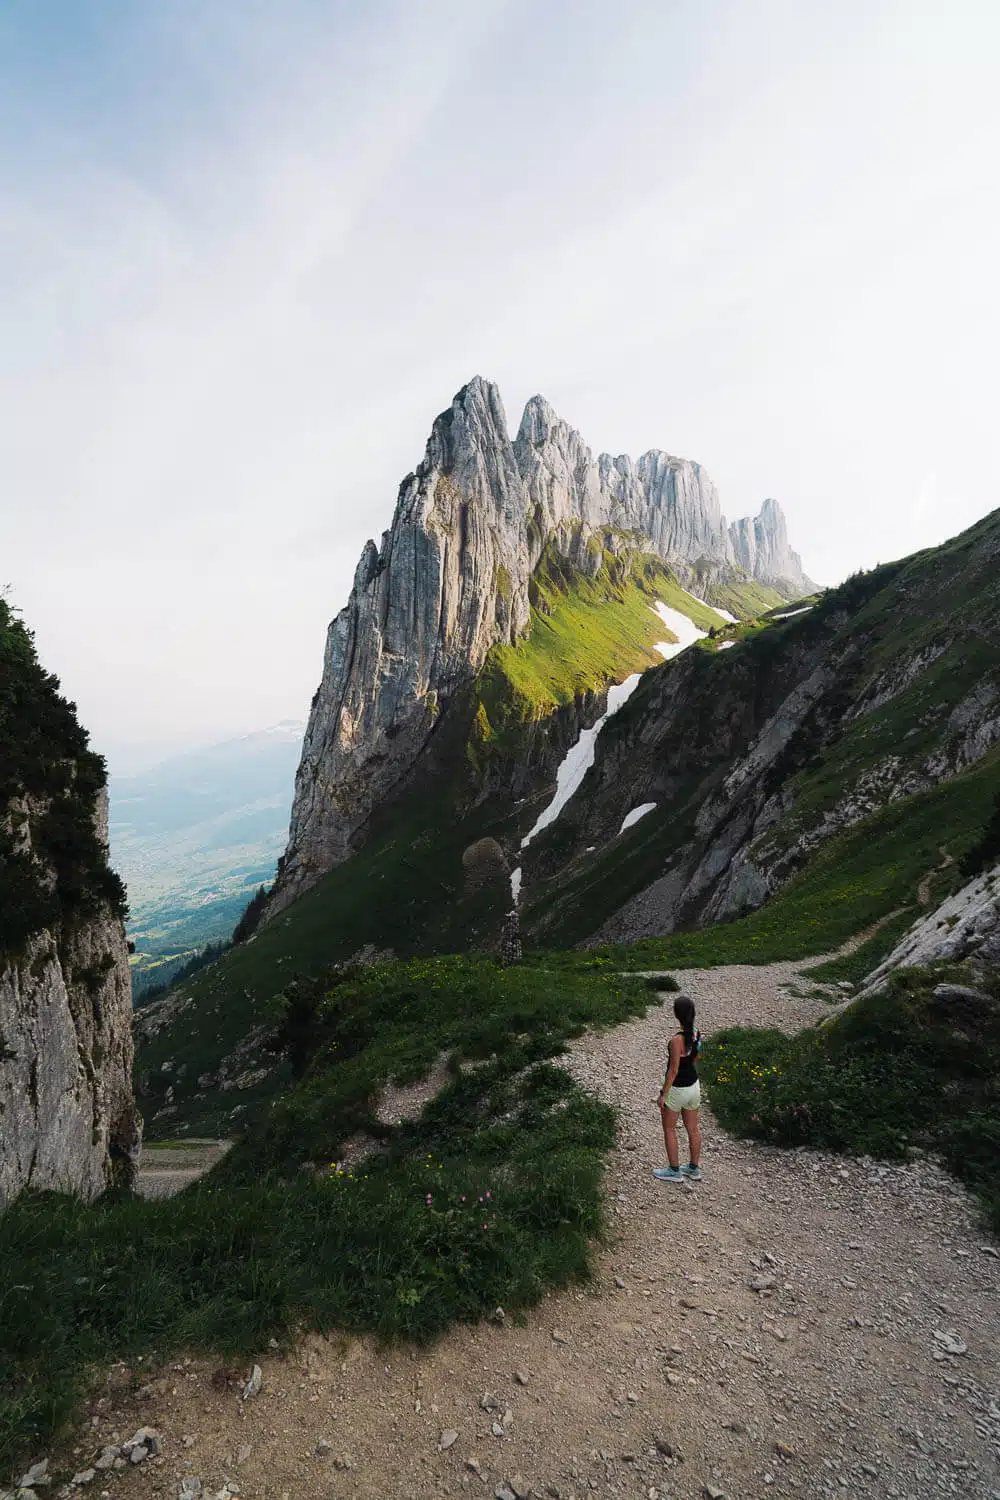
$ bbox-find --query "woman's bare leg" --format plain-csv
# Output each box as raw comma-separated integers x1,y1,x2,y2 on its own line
660,1104,680,1169
681,1107,701,1167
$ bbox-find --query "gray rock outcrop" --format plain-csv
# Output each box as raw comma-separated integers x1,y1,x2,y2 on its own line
728,497,813,601
1,789,139,1207
861,861,1000,992
272,378,815,911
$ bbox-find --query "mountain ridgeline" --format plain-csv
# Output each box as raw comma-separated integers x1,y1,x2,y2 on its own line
270,378,812,913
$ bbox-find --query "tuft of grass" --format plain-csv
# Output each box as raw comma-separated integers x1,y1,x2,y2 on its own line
1,959,654,1477
700,967,1000,1234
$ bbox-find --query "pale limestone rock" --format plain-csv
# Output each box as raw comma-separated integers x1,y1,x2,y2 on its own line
862,861,1000,991
271,378,814,911
0,788,140,1207
728,497,814,598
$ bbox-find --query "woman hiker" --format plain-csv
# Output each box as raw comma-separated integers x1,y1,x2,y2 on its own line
653,994,702,1183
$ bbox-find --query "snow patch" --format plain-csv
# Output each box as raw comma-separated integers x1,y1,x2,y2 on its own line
774,606,813,620
509,865,522,909
520,601,707,854
619,802,657,834
717,640,735,650
677,585,738,624
651,602,708,660
521,673,644,849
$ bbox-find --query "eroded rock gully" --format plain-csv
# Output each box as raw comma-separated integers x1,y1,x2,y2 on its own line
58,955,999,1500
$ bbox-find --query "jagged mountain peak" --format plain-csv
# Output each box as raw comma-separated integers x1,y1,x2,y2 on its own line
269,379,816,912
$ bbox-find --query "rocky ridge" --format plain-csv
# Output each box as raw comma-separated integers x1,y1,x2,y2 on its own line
272,378,814,912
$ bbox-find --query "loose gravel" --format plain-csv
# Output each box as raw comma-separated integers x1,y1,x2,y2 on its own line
48,956,1000,1500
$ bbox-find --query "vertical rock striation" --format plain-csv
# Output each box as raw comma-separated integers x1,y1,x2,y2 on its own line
728,497,812,600
272,378,816,911
0,606,140,1207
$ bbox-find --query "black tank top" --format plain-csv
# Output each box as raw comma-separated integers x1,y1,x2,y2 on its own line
673,1029,700,1088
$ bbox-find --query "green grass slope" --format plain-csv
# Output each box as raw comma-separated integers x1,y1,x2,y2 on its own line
3,960,653,1474
539,744,1000,972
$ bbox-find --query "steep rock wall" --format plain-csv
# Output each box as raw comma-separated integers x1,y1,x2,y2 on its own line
273,378,815,911
0,604,139,1207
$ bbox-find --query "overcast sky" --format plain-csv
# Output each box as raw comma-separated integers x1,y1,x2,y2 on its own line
2,0,998,770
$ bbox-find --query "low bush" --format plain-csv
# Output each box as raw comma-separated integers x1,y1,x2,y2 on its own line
701,968,1000,1233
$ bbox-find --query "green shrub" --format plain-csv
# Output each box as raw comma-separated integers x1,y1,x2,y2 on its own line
701,969,1000,1231
0,601,125,957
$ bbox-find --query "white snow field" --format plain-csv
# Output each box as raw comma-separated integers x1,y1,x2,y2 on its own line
516,602,707,868
717,640,735,649
519,671,644,853
651,601,708,659
774,606,813,619
677,585,738,624
619,801,657,834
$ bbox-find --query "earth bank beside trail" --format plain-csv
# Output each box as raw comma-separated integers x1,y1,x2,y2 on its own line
27,955,1000,1500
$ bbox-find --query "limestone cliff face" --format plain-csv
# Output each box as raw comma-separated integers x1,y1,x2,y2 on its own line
272,378,815,911
0,788,139,1207
728,497,813,600
0,600,139,1206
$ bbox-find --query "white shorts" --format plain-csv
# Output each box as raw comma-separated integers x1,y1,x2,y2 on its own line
664,1081,701,1112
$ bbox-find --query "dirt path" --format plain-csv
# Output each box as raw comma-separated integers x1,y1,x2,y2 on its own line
65,959,1000,1500
136,1141,231,1199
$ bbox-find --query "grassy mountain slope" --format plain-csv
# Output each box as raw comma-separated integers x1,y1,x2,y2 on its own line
135,547,724,1137
540,741,1000,970
520,509,1000,947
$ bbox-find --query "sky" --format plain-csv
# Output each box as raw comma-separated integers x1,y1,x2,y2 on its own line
2,0,998,770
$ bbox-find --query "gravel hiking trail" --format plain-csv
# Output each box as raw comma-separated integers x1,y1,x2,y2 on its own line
67,955,1000,1500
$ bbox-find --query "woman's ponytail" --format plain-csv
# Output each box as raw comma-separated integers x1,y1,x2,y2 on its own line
674,994,696,1052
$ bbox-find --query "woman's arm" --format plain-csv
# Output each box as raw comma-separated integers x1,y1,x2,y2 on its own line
657,1036,682,1105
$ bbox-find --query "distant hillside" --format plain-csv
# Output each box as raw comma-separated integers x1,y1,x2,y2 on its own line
109,722,303,994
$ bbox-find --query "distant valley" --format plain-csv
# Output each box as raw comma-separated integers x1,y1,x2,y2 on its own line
108,721,303,995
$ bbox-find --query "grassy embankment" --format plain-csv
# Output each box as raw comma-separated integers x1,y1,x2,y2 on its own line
1,957,656,1476
700,968,1000,1234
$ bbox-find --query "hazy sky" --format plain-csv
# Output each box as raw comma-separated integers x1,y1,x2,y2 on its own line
2,0,998,768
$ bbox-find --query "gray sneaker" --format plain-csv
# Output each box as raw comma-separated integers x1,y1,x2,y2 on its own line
652,1166,684,1183
681,1164,703,1181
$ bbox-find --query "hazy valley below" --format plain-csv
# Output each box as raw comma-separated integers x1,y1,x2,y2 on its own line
108,721,303,995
